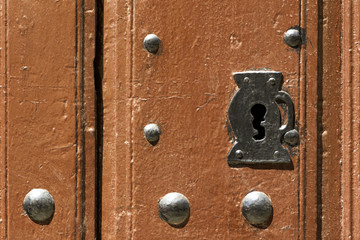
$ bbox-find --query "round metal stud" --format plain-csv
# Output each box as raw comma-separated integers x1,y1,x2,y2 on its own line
235,150,244,159
273,151,280,158
241,191,273,228
23,188,55,225
283,28,302,48
267,77,276,86
158,192,190,228
284,129,299,146
143,34,162,54
144,123,161,145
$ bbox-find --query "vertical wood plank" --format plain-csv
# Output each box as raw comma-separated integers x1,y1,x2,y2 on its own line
131,1,300,239
101,0,323,239
342,0,360,239
321,0,342,239
102,0,133,239
299,0,321,239
0,0,95,238
0,0,8,237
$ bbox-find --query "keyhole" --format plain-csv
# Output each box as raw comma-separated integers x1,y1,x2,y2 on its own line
251,104,266,140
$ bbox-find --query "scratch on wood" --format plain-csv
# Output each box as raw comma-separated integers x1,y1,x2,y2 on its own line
49,143,76,151
196,97,215,112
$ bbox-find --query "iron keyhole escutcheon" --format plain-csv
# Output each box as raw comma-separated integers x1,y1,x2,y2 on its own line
251,104,266,141
227,71,299,168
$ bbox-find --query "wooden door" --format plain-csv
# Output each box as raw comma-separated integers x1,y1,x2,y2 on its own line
0,0,358,239
100,0,332,239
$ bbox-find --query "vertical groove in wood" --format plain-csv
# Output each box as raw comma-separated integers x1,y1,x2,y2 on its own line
317,1,324,238
74,1,79,238
342,0,360,239
80,0,86,236
75,1,97,238
94,0,103,238
77,0,96,239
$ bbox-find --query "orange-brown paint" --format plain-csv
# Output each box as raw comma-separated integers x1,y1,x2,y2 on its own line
0,0,95,239
103,0,303,239
0,0,358,239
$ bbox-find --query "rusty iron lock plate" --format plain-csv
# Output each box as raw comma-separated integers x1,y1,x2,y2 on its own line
227,71,298,168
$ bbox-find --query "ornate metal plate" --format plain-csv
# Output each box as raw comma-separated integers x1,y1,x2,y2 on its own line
227,71,298,168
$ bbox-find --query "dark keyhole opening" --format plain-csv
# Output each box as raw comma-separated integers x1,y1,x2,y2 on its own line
251,104,266,140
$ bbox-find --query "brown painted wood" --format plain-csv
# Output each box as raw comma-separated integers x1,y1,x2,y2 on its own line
342,0,360,239
101,0,324,239
81,0,97,238
321,0,342,239
0,0,357,239
101,0,133,238
299,1,320,238
0,0,96,239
